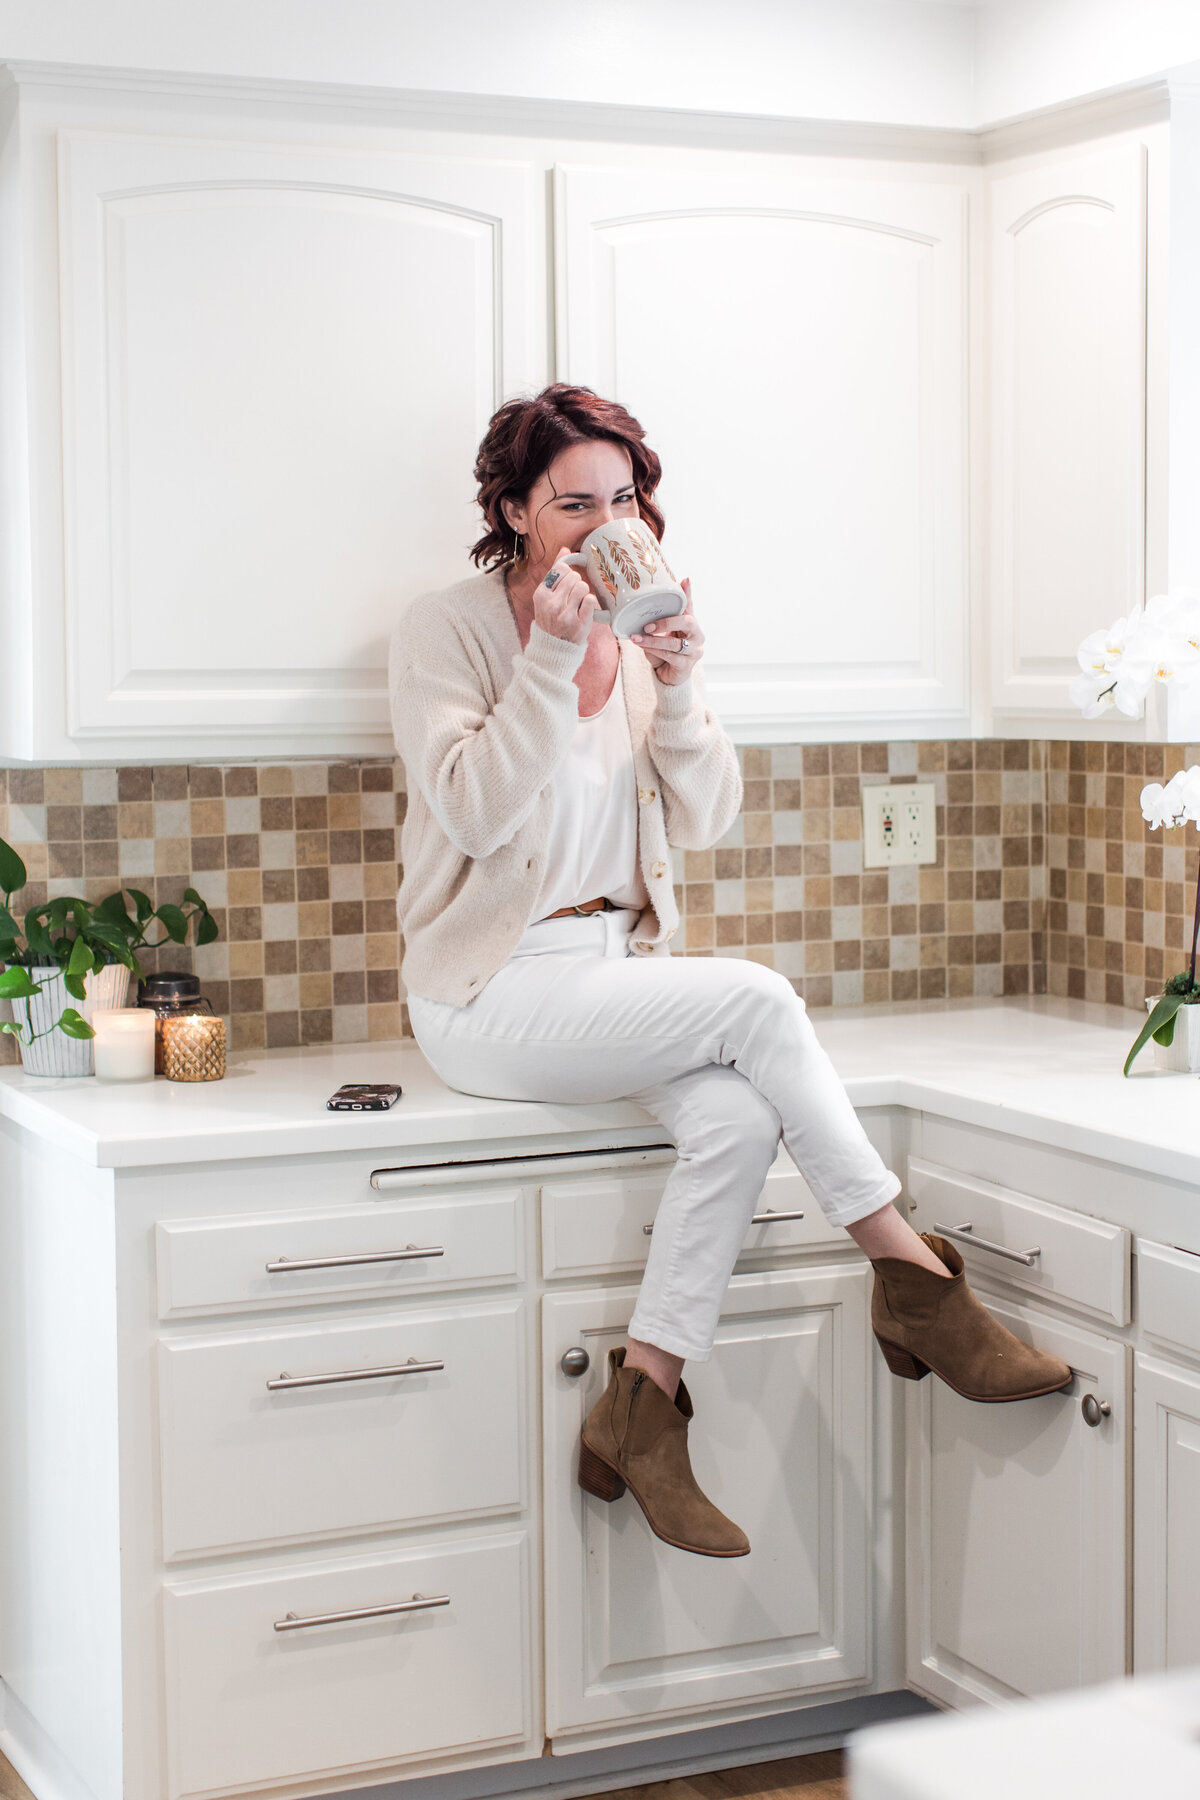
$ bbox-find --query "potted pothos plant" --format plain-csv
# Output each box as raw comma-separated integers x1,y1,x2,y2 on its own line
0,832,218,1077
1122,769,1200,1075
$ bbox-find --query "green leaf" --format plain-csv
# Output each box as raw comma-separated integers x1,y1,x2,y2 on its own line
154,903,188,944
0,837,27,898
126,887,155,924
93,892,135,933
67,935,95,978
196,912,219,947
1124,993,1186,1076
56,1008,95,1041
22,908,55,964
0,965,43,1000
0,1020,28,1036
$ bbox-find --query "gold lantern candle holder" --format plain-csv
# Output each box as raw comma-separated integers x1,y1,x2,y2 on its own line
161,1012,227,1082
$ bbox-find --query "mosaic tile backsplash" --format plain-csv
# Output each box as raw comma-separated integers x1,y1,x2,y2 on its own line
0,737,1188,1067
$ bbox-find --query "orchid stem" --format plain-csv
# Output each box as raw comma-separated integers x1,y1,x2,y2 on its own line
1190,848,1200,991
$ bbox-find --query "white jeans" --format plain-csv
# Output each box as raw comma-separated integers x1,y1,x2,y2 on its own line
407,908,900,1362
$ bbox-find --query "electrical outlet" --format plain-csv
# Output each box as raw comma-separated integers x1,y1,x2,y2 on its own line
861,783,937,868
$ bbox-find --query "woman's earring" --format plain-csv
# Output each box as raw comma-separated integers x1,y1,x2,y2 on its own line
512,529,524,563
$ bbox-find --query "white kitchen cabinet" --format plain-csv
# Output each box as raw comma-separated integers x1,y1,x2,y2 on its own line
162,1530,532,1799
542,1263,872,1745
554,161,973,743
1,97,539,761
986,136,1156,736
905,1288,1128,1708
1133,1352,1200,1674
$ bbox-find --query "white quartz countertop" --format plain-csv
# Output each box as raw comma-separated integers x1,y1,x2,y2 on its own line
1,995,1199,1179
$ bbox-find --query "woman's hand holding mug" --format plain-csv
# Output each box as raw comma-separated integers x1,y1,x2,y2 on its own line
533,548,604,645
633,578,703,685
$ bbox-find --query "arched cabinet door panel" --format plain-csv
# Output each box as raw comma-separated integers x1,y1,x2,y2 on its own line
554,163,970,742
57,130,538,755
988,144,1148,731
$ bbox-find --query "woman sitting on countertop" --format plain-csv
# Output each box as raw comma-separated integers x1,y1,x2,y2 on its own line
387,382,1073,1561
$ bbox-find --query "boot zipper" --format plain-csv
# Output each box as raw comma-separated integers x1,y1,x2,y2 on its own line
619,1369,646,1456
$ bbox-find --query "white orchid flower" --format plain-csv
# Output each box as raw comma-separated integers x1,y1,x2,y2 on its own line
1142,781,1183,829
1068,670,1117,717
1110,660,1154,716
1076,615,1137,675
1176,765,1200,824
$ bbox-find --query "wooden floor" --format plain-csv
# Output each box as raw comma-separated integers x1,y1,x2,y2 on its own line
579,1749,846,1800
0,1744,844,1800
0,1751,33,1800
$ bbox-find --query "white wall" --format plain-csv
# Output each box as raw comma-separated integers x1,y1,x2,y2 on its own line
0,0,978,127
977,0,1200,124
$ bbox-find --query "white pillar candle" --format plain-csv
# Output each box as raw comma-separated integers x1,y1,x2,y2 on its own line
92,1008,157,1082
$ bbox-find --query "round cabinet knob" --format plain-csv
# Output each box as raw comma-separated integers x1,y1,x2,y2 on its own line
560,1347,590,1378
1081,1393,1111,1427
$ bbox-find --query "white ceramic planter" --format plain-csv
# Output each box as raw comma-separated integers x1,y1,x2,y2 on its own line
9,964,132,1077
1146,995,1200,1073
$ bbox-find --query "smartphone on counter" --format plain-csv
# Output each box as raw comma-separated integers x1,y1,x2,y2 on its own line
326,1083,403,1111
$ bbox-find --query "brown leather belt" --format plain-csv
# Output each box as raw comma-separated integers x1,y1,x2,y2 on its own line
542,896,618,920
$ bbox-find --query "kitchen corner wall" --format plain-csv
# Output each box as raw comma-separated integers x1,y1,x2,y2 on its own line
0,736,1189,1068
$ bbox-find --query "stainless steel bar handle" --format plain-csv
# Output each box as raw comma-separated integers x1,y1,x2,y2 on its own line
267,1354,444,1391
933,1221,1042,1267
274,1591,450,1632
266,1243,444,1273
644,1206,805,1236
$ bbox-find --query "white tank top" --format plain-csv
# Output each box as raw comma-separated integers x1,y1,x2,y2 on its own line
531,658,649,924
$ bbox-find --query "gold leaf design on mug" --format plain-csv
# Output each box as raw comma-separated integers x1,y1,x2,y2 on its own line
590,542,620,597
629,521,676,582
608,542,642,589
627,524,659,576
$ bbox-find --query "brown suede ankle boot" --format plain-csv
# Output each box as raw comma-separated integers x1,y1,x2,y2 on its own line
578,1346,750,1557
871,1233,1074,1402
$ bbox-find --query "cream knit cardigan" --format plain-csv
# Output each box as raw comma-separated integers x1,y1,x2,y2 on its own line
389,567,742,1005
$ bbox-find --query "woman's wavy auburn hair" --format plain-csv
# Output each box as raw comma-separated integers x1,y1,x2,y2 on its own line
470,383,666,571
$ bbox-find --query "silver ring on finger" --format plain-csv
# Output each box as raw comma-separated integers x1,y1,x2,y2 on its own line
678,634,691,654
543,567,562,590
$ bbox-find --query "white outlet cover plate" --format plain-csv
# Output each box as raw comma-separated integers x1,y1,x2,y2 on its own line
862,782,937,868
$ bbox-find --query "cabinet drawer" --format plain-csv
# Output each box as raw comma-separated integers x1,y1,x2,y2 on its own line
1137,1238,1200,1358
907,1158,1130,1324
156,1187,522,1318
540,1147,844,1279
162,1531,530,1798
157,1300,523,1559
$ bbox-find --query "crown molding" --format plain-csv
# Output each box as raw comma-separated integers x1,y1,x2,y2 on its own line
0,58,983,163
0,57,1180,168
978,78,1170,161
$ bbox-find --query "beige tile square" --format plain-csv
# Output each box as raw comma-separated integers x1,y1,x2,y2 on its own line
227,869,263,906
298,900,332,937
363,863,397,900
745,878,774,912
232,1013,267,1050
365,932,399,968
118,802,154,838
744,812,773,846
328,793,362,829
154,837,190,874
229,941,265,977
190,799,225,836
300,972,333,1009
367,1002,404,1040
259,765,294,795
44,769,83,803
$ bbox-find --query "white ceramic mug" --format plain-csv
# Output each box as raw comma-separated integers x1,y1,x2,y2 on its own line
562,517,686,639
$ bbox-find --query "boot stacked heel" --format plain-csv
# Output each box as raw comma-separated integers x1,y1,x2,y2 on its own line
875,1335,929,1381
578,1438,626,1502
